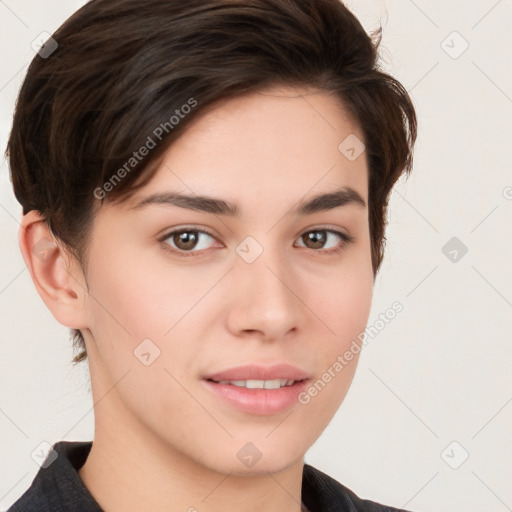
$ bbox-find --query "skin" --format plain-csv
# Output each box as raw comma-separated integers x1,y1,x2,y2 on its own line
19,85,373,512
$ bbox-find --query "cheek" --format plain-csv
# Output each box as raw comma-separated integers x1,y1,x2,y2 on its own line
84,243,224,381
302,260,373,409
83,249,202,410
312,284,372,386
84,243,174,352
86,227,373,360
315,247,373,349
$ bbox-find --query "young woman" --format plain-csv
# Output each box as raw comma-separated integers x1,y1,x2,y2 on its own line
6,0,416,510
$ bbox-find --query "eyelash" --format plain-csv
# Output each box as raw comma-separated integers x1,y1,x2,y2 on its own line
158,226,355,258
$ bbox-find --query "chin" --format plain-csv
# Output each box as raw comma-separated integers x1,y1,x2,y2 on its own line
201,436,307,477
215,455,304,477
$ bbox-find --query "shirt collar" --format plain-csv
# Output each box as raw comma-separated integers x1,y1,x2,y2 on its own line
19,440,365,512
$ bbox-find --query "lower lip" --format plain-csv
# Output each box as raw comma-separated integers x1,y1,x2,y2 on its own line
202,379,310,415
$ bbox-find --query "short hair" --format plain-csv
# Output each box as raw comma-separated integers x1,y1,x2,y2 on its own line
6,0,417,364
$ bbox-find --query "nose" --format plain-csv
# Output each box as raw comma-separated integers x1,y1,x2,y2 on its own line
225,241,307,342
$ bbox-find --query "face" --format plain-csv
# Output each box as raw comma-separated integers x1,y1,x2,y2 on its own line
80,85,373,475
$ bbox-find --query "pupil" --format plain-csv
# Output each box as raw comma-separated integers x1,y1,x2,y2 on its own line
307,231,325,248
178,231,197,249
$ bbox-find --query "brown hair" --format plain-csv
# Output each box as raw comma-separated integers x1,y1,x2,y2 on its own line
6,0,417,364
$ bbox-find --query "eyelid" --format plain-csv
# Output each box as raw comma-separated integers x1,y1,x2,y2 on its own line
157,225,220,254
158,225,218,242
158,224,354,257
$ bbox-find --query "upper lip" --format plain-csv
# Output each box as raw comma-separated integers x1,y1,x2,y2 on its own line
204,364,310,382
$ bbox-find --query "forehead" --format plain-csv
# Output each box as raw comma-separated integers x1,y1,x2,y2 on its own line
121,85,368,215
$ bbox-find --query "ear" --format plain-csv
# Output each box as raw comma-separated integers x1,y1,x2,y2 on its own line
18,210,89,330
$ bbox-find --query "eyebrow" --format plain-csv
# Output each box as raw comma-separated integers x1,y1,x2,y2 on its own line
129,186,366,216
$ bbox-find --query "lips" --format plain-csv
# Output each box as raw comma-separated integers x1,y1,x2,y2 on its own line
202,364,311,414
204,363,310,382
215,379,296,389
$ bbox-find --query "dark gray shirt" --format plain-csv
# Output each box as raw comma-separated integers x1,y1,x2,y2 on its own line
7,441,412,511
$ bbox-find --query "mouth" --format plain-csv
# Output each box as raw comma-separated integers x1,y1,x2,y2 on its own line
201,365,311,415
206,378,302,389
203,363,310,383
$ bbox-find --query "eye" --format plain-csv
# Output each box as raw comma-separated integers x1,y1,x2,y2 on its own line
160,227,218,257
159,226,354,257
295,228,354,254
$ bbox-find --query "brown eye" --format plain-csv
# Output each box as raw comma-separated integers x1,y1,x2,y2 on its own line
301,230,328,249
159,226,353,258
172,230,200,251
296,229,353,254
161,228,217,256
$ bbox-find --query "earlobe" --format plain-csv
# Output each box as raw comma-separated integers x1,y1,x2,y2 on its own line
18,210,88,330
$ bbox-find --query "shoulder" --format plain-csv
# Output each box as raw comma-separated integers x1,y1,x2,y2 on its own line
6,440,103,512
302,463,414,512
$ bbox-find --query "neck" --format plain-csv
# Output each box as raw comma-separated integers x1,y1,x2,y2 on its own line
78,383,305,512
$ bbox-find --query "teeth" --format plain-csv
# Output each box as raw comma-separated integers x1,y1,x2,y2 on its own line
216,379,296,389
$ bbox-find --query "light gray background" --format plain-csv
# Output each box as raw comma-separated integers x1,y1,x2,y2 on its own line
1,1,511,510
